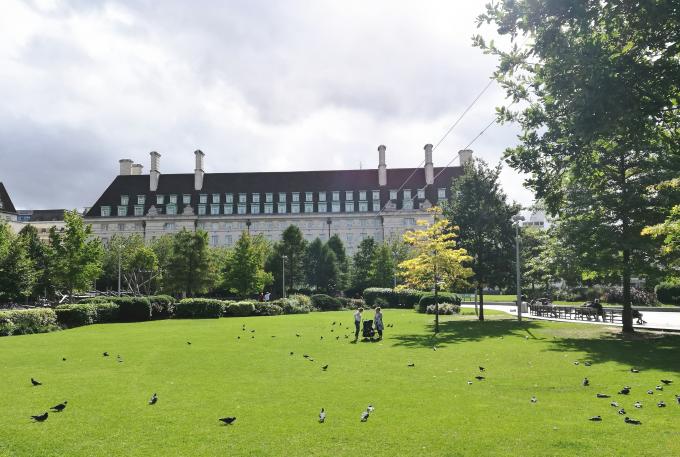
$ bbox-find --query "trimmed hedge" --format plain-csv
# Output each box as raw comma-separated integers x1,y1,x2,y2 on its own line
425,303,460,315
311,294,343,311
417,293,462,313
289,294,312,309
94,303,121,323
80,296,152,321
656,282,680,305
55,304,98,327
175,298,225,318
147,295,176,319
271,298,312,314
363,288,426,309
253,303,284,316
224,301,255,317
603,287,657,306
0,308,58,336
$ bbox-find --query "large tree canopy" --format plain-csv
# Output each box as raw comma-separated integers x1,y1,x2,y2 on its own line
475,0,680,332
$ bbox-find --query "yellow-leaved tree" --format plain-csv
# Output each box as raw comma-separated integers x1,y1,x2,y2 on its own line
397,209,473,332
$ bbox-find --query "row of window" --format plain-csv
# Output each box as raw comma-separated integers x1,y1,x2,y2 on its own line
119,189,446,207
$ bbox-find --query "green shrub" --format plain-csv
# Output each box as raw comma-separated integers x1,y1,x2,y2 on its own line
656,282,680,305
0,308,58,336
112,297,152,322
603,287,657,306
175,298,225,318
224,301,256,317
147,295,176,319
311,294,343,311
55,304,98,328
363,288,426,308
79,296,152,321
337,297,366,309
253,303,284,316
272,298,312,314
93,303,120,323
289,294,312,308
425,303,460,315
416,293,462,313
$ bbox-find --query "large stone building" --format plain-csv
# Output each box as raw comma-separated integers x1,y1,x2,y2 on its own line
85,146,471,253
0,182,66,237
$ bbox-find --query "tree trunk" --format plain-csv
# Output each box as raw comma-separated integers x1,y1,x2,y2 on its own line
477,283,484,322
621,249,634,333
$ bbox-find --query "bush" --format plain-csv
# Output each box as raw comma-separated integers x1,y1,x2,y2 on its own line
93,303,120,323
55,304,98,328
289,294,312,309
311,294,343,311
252,303,284,316
338,297,366,309
417,293,462,313
363,288,428,309
0,308,58,336
272,298,312,314
603,287,657,306
147,295,176,319
224,301,256,317
656,282,680,305
175,298,225,318
80,296,151,321
425,303,460,315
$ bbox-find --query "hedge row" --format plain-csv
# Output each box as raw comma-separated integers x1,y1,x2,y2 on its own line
0,308,58,336
364,288,461,311
54,303,120,328
425,303,460,315
656,282,680,305
80,296,152,321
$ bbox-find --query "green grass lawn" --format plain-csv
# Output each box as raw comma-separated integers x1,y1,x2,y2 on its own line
1,310,679,457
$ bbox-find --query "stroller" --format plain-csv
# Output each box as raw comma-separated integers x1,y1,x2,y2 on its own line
362,320,376,339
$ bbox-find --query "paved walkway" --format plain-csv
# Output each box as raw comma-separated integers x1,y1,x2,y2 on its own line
461,304,680,332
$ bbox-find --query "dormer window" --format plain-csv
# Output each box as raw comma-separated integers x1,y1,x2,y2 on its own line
252,193,260,203
239,193,247,203
121,195,129,205
156,195,164,205
389,190,397,200
212,193,220,203
279,192,287,202
318,191,326,201
417,189,425,199
117,206,128,216
101,206,111,217
265,193,273,202
332,191,340,201
225,193,233,203
345,191,353,201
404,189,411,200
372,190,380,200
359,191,366,201
305,192,313,201
183,194,191,204
199,194,208,204
292,192,300,202
169,194,178,204
136,195,145,205
437,188,446,200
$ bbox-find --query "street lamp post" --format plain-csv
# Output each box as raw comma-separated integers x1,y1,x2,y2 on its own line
282,255,288,299
512,215,525,322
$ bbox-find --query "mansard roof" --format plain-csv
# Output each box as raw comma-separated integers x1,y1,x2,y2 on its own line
85,167,461,217
0,182,17,214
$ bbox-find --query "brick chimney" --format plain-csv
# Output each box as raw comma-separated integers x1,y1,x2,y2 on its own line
377,145,387,187
194,149,205,191
131,163,143,175
459,149,473,166
119,159,133,175
424,144,434,185
150,151,161,191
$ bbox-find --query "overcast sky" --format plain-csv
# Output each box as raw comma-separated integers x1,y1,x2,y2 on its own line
0,0,533,211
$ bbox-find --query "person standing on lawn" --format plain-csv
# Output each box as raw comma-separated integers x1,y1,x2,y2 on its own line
353,308,363,341
374,307,384,340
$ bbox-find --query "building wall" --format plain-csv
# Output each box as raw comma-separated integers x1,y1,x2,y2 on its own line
87,210,431,254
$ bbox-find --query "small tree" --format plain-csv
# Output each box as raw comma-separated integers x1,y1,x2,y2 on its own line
371,243,395,288
48,210,103,302
0,223,37,304
398,211,473,332
18,224,52,299
222,232,272,298
327,234,349,290
280,225,307,291
443,159,519,321
350,237,377,295
165,229,215,297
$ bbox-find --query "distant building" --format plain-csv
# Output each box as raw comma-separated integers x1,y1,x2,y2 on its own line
521,208,551,230
84,146,472,253
0,182,66,237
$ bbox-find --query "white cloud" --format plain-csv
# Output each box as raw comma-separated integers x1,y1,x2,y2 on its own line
0,0,533,210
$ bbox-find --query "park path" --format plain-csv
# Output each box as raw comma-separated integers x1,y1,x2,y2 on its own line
461,304,680,332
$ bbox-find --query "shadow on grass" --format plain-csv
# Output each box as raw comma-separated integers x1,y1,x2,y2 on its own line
545,331,680,374
391,315,543,349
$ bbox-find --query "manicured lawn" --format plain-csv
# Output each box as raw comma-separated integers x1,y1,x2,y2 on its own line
1,310,679,456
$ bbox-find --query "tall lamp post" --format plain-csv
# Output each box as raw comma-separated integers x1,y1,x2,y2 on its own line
282,255,288,299
512,215,525,321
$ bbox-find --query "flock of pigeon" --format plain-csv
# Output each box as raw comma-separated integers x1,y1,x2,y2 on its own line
26,319,679,429
575,363,677,425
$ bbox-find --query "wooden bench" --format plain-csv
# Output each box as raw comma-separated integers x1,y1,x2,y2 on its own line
528,304,625,323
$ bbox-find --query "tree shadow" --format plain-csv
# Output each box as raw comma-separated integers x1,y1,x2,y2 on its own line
545,331,680,374
391,315,544,349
